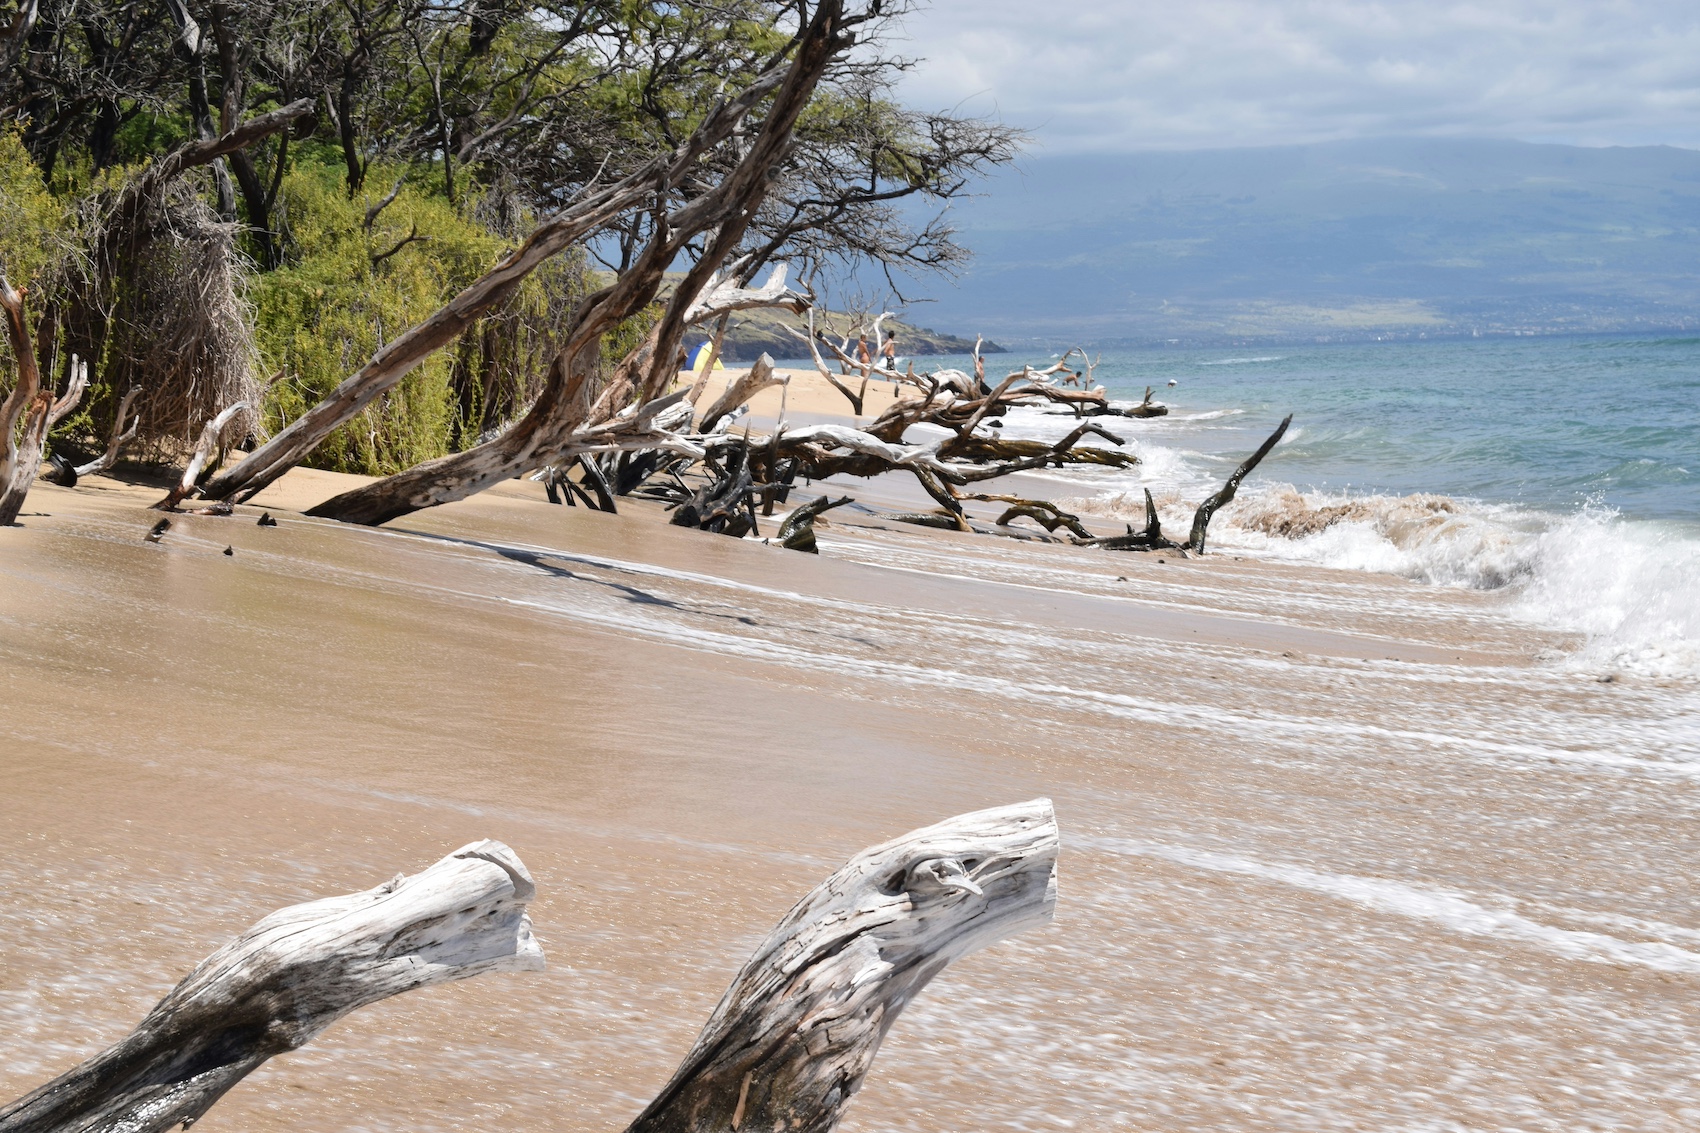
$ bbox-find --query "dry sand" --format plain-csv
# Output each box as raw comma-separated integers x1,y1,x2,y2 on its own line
3,444,1699,1132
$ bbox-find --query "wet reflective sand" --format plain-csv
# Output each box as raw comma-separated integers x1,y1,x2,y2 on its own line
3,474,1699,1132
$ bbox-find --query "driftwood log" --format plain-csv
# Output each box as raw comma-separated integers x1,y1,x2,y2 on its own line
0,841,543,1133
626,797,1058,1133
776,493,853,552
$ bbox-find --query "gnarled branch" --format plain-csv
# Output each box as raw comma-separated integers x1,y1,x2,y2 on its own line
625,799,1058,1133
0,841,543,1133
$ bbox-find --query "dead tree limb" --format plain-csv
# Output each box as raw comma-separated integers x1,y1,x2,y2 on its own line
698,354,787,433
154,401,249,511
776,493,853,552
0,841,543,1133
969,494,1093,539
624,799,1057,1133
1188,414,1291,553
1074,417,1292,555
788,314,863,415
1075,488,1184,553
0,276,61,525
370,221,431,266
75,387,142,477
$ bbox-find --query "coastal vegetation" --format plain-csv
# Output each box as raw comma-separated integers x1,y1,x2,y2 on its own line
0,0,1017,500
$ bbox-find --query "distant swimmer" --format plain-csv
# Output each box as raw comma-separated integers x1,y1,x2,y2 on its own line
1167,379,1178,386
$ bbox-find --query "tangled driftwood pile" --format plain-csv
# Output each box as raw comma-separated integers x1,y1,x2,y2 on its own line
514,347,1291,557
0,801,1058,1133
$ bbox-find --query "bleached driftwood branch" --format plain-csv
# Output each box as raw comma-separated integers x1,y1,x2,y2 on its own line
75,386,142,477
684,262,808,325
0,840,543,1133
625,798,1058,1133
698,353,788,433
154,401,249,510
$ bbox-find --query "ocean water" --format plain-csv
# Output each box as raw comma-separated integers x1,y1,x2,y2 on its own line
833,335,1700,677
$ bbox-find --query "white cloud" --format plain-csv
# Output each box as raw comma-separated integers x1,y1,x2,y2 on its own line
882,0,1700,151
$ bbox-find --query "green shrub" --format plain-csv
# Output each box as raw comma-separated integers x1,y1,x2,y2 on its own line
255,162,588,475
0,129,62,291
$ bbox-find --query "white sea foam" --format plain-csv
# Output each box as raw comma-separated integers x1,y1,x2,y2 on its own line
1197,356,1283,365
1053,435,1700,678
1084,836,1700,975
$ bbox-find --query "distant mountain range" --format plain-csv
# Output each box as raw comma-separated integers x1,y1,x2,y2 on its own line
901,138,1700,345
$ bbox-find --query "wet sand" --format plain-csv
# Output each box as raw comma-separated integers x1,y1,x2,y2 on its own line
4,468,1700,1132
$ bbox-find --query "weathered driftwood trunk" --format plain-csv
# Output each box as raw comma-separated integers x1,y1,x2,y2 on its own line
625,798,1058,1133
153,400,250,510
698,354,787,434
1,281,85,525
0,841,543,1133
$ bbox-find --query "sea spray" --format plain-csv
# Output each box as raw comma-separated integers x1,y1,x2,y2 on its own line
1058,481,1700,678
1513,508,1700,678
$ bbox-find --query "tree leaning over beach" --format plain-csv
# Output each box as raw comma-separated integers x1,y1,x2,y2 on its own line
0,1,1017,517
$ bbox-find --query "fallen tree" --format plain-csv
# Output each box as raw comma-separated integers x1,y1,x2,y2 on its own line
193,7,852,510
293,1,859,526
2,801,1058,1133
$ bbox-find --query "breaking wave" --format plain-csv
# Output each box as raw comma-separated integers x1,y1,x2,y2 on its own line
1061,484,1700,679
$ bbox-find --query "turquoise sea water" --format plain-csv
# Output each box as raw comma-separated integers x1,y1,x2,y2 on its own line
925,335,1699,524
784,334,1700,676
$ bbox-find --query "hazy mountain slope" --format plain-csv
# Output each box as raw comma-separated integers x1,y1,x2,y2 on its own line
916,138,1700,342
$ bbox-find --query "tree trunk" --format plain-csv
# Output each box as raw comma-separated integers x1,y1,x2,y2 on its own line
0,841,543,1133
0,282,82,524
196,42,813,508
302,2,849,526
625,798,1058,1133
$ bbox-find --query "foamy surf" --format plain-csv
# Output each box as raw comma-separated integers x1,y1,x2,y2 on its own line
977,401,1700,679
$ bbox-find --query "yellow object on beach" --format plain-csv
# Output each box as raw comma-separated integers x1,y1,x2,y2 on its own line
687,342,726,373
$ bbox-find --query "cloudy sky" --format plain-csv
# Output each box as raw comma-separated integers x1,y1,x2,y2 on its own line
887,1,1700,153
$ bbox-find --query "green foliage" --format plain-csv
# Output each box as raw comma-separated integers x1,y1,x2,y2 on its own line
254,162,507,474
0,129,64,290
254,160,588,475
602,301,664,371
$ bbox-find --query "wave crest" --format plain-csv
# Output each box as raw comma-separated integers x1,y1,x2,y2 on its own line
1060,483,1700,678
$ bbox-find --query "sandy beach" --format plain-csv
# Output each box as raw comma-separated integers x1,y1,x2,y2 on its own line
4,375,1700,1132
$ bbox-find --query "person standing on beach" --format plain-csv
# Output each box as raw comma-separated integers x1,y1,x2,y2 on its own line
882,336,897,371
856,335,871,369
